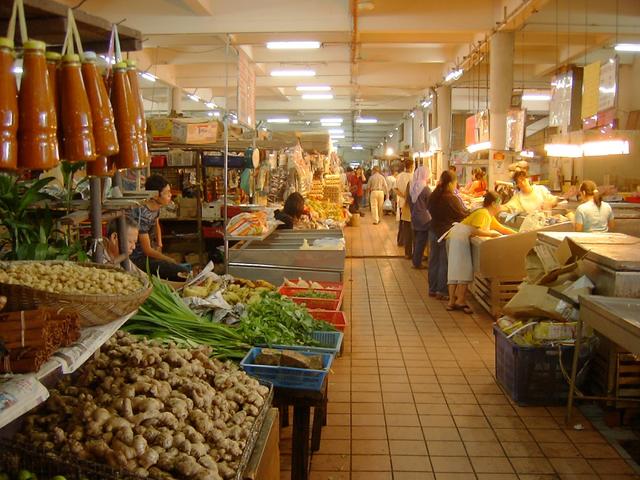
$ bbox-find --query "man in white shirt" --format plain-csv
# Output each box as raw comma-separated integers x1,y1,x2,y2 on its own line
386,170,397,212
394,159,414,245
503,171,558,215
368,166,389,224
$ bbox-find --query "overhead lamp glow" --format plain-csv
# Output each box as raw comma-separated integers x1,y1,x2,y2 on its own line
267,118,290,124
614,43,640,52
271,69,316,77
296,85,331,91
302,93,334,100
140,72,157,82
12,65,22,74
328,129,344,134
445,68,464,83
421,99,432,108
207,112,214,117
409,111,416,118
331,135,345,139
267,41,321,50
356,117,377,124
388,133,394,138
352,145,364,150
466,141,491,153
321,118,342,123
205,102,217,109
544,143,582,158
583,139,629,157
188,94,200,102
522,93,551,101
322,122,342,127
520,150,535,158
385,147,394,156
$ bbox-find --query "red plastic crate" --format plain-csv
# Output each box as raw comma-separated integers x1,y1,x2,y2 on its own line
278,286,343,310
308,310,347,332
150,155,166,167
280,280,343,292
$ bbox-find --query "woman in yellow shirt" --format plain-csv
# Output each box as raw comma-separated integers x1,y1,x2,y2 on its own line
446,191,515,313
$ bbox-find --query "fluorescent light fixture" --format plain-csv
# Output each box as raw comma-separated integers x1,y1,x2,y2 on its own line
271,69,315,77
207,112,214,117
328,129,344,134
544,143,582,158
140,72,157,82
302,93,334,100
582,139,629,157
267,118,290,123
12,65,22,74
352,145,364,150
421,99,432,108
355,117,377,124
388,133,394,138
296,85,331,91
466,141,491,153
331,135,345,139
321,118,342,123
267,41,321,50
445,68,463,83
522,93,551,101
188,94,200,102
520,150,535,158
232,119,238,124
321,122,342,127
409,111,416,118
205,102,217,109
386,147,394,156
213,111,221,117
395,127,399,131
615,43,640,52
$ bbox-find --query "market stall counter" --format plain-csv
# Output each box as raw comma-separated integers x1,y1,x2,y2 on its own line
470,221,574,317
229,229,345,286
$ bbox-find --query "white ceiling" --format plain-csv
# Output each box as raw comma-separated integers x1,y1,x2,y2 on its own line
60,0,640,150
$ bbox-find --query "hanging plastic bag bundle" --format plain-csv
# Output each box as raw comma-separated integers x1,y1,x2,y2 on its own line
0,37,18,170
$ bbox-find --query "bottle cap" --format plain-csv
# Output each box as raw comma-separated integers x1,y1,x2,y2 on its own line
45,51,61,61
114,61,128,70
0,37,14,49
126,59,137,68
62,53,81,63
24,39,46,51
82,51,97,62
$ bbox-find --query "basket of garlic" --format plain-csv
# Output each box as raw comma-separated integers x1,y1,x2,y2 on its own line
0,261,152,326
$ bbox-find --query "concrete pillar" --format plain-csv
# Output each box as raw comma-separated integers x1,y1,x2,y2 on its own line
170,87,182,115
489,32,515,184
436,85,452,176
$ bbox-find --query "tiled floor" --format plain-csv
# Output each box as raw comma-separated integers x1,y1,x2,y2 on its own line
280,214,640,479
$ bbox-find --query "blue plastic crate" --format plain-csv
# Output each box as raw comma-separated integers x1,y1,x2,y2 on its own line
257,331,343,356
240,347,334,391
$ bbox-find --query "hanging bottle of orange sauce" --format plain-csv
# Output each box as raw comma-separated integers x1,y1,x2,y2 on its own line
111,61,142,169
45,51,64,159
60,54,96,162
86,155,115,176
82,51,118,158
18,40,59,170
0,37,18,170
126,59,149,166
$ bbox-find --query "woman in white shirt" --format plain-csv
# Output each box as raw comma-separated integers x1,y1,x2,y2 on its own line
503,170,558,214
575,180,615,232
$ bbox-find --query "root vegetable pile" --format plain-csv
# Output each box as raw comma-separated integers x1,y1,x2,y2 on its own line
0,263,143,295
15,332,270,480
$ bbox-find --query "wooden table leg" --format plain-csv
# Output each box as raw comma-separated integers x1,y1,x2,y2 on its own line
566,317,584,424
291,405,311,480
311,406,323,451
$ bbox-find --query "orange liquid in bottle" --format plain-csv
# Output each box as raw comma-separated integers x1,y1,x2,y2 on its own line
82,51,118,157
111,62,142,169
0,37,18,170
18,39,59,170
86,154,115,176
60,54,96,162
46,51,63,159
126,60,149,166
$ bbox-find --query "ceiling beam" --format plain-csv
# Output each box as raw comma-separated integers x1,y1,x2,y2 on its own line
181,0,214,16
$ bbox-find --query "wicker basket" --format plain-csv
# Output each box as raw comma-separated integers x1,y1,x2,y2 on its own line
0,261,152,327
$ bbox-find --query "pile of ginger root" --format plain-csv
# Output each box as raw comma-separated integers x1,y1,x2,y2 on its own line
15,331,270,480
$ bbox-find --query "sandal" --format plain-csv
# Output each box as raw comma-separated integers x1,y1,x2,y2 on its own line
446,304,456,311
454,304,474,314
435,293,449,301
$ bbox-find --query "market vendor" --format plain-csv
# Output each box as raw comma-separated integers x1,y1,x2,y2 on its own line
446,191,515,314
275,192,305,229
104,217,139,263
462,168,488,197
128,175,191,281
575,180,615,232
503,170,558,215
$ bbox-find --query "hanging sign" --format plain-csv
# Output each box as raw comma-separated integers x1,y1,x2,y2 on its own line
465,115,476,146
581,61,601,120
237,50,256,128
598,58,617,113
549,70,573,134
506,109,526,151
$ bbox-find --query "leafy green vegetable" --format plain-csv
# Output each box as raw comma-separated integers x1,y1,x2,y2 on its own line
291,290,336,299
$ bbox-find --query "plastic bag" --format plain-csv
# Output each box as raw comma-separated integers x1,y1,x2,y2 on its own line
383,199,393,210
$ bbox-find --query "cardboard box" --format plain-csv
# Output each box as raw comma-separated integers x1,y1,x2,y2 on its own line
503,284,565,321
178,197,198,218
147,117,174,142
172,119,220,144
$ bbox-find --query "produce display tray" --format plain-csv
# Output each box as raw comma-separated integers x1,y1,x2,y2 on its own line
278,286,343,310
257,331,343,356
280,281,344,291
240,347,333,391
309,310,348,332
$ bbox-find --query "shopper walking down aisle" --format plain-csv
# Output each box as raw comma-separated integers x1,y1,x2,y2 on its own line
427,170,469,300
575,180,615,232
386,169,397,211
395,159,414,245
349,167,366,216
368,166,389,225
409,166,432,269
446,192,515,314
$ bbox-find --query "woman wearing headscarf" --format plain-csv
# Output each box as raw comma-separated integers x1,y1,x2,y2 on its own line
408,165,432,269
